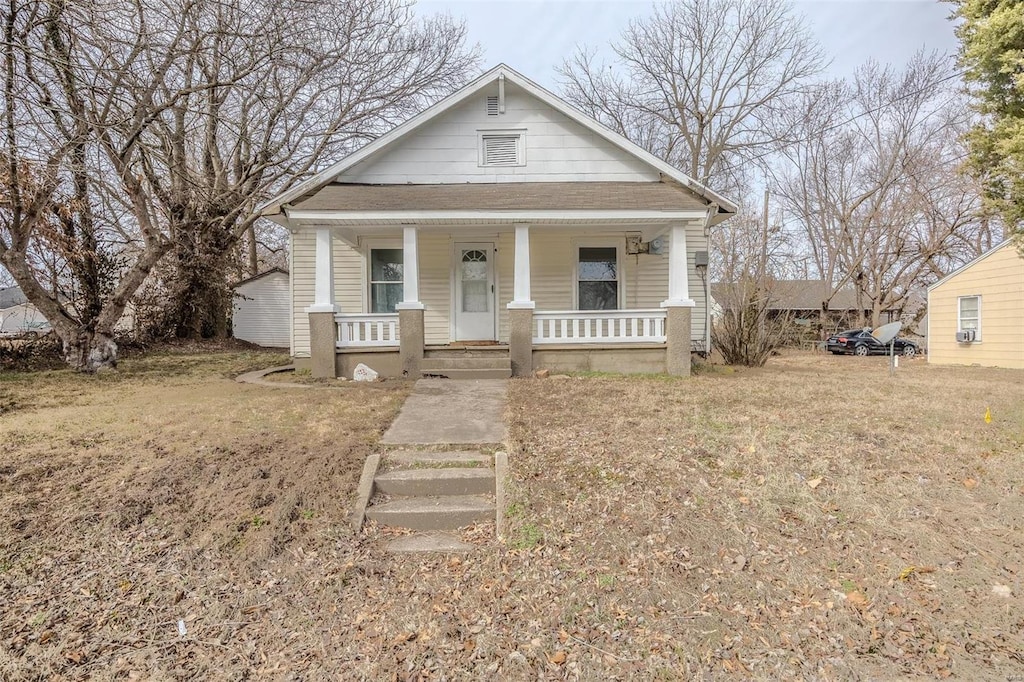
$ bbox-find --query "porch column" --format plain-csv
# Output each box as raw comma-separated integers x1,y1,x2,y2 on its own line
396,225,424,378
662,222,695,376
507,223,535,377
308,228,339,378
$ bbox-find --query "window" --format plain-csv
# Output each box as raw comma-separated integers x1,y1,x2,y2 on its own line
958,295,981,340
478,130,525,166
370,248,403,313
577,246,619,310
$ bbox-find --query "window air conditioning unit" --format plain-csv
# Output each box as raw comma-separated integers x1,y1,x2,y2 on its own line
956,330,976,343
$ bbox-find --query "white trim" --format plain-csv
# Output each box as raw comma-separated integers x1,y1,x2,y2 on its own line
285,209,710,223
402,225,420,306
260,64,738,217
312,229,337,312
573,238,624,310
662,222,691,306
928,239,1014,291
510,223,533,307
364,238,403,314
957,294,982,342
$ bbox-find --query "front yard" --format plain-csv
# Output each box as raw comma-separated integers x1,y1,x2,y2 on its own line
1,350,1022,679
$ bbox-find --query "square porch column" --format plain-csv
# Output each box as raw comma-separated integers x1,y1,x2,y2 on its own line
662,222,695,376
308,228,339,378
396,225,424,378
507,223,535,377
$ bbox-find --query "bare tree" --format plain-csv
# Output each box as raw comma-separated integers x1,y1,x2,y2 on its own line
558,0,825,195
774,52,994,330
710,199,796,365
0,0,478,370
138,0,479,339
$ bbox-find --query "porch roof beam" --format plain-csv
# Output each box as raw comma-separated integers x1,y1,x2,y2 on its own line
283,209,710,224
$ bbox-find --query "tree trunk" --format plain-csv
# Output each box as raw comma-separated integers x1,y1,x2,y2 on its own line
62,329,118,373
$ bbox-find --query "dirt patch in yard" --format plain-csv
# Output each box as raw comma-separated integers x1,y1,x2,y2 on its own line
0,349,411,679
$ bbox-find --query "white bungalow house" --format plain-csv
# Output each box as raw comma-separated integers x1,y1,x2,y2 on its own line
261,64,736,378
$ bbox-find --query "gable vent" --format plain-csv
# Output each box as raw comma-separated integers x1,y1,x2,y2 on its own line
482,135,519,166
486,96,499,116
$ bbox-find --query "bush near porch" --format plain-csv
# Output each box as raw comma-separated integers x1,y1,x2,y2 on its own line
1,350,1022,679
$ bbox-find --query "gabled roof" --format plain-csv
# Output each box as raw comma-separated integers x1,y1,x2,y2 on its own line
927,239,1018,291
231,268,289,289
261,63,737,220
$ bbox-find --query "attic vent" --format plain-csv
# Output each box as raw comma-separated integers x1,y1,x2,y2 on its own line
486,96,499,116
482,134,520,166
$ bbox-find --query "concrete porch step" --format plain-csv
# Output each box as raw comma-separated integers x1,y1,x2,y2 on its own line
420,368,512,379
387,450,493,466
420,356,511,370
386,533,476,554
366,495,495,531
375,467,495,496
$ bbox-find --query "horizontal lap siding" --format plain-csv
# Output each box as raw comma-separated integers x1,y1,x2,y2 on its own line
291,232,363,358
928,244,1024,368
421,234,451,345
342,82,659,184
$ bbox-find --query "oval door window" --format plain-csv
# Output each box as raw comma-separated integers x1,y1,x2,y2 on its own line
461,249,489,313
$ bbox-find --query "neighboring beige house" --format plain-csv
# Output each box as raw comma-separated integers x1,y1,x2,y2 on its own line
927,239,1024,369
232,269,290,348
262,64,736,378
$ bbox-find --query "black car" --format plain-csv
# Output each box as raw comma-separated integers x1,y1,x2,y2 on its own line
826,328,919,357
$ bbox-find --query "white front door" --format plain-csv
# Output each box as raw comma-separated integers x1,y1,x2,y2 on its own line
454,242,496,341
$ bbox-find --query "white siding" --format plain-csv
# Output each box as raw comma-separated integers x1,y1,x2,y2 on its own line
341,82,660,184
233,272,290,348
0,302,50,334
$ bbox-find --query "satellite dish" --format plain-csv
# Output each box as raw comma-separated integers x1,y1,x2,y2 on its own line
871,321,903,345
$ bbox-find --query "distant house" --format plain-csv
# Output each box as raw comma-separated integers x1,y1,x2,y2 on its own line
927,240,1024,369
711,279,896,331
0,286,51,337
232,269,290,348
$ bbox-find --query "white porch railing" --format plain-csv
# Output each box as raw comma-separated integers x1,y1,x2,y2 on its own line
533,309,667,344
335,313,399,348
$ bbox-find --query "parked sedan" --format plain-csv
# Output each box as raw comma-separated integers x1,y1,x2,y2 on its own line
826,328,919,357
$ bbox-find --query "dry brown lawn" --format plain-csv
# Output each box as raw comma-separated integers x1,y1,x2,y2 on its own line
1,349,1022,680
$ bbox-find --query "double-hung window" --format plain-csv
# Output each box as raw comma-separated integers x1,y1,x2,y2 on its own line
577,246,620,310
958,295,981,340
369,248,403,313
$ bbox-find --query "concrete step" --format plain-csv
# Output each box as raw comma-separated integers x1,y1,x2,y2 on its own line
420,368,512,379
387,450,493,467
426,346,509,358
386,533,476,553
375,467,495,496
366,495,495,531
420,356,511,370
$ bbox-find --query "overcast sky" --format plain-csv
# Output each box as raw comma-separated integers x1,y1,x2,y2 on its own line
416,0,960,88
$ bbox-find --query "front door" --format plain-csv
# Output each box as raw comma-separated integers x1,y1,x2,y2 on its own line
453,242,496,341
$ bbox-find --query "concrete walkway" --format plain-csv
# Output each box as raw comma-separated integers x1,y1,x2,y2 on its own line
382,378,508,445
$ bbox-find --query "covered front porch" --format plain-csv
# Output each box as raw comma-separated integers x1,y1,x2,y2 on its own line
299,214,706,378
